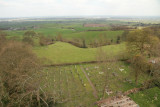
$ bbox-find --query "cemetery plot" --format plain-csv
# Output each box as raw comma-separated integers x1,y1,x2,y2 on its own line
42,62,149,106
80,61,142,100
43,66,97,107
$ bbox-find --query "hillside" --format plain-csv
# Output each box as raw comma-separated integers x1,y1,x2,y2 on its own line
34,42,125,64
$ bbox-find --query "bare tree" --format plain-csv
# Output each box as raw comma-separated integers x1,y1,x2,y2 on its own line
0,41,54,106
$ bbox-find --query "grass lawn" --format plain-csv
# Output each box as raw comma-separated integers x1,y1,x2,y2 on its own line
34,42,125,64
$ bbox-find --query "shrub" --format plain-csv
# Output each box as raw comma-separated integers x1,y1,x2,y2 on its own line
39,36,54,46
22,36,34,46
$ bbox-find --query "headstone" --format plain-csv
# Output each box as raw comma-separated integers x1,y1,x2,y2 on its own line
99,72,104,74
119,68,124,72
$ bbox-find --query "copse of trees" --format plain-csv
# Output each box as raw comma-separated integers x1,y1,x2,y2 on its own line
22,31,38,46
127,29,159,57
24,31,37,37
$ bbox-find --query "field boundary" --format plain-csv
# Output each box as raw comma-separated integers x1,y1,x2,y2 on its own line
43,59,127,67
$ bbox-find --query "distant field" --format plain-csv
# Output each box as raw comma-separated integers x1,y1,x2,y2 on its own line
3,20,124,45
6,27,123,44
34,42,125,64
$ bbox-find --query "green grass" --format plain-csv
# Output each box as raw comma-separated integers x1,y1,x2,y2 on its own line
129,87,160,107
34,42,125,64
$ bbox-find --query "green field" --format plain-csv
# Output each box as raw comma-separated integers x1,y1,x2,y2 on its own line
3,19,124,45
34,42,125,64
6,28,123,45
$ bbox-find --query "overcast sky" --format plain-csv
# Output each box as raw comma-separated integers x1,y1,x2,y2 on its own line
0,0,160,18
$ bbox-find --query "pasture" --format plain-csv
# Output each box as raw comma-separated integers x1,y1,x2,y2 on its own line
34,42,125,64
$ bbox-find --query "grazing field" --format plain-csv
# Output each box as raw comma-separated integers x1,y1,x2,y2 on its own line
34,42,125,64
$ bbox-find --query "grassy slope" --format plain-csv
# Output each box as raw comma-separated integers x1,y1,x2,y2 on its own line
34,42,125,64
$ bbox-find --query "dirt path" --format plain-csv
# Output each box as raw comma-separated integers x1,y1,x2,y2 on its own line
81,67,98,99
